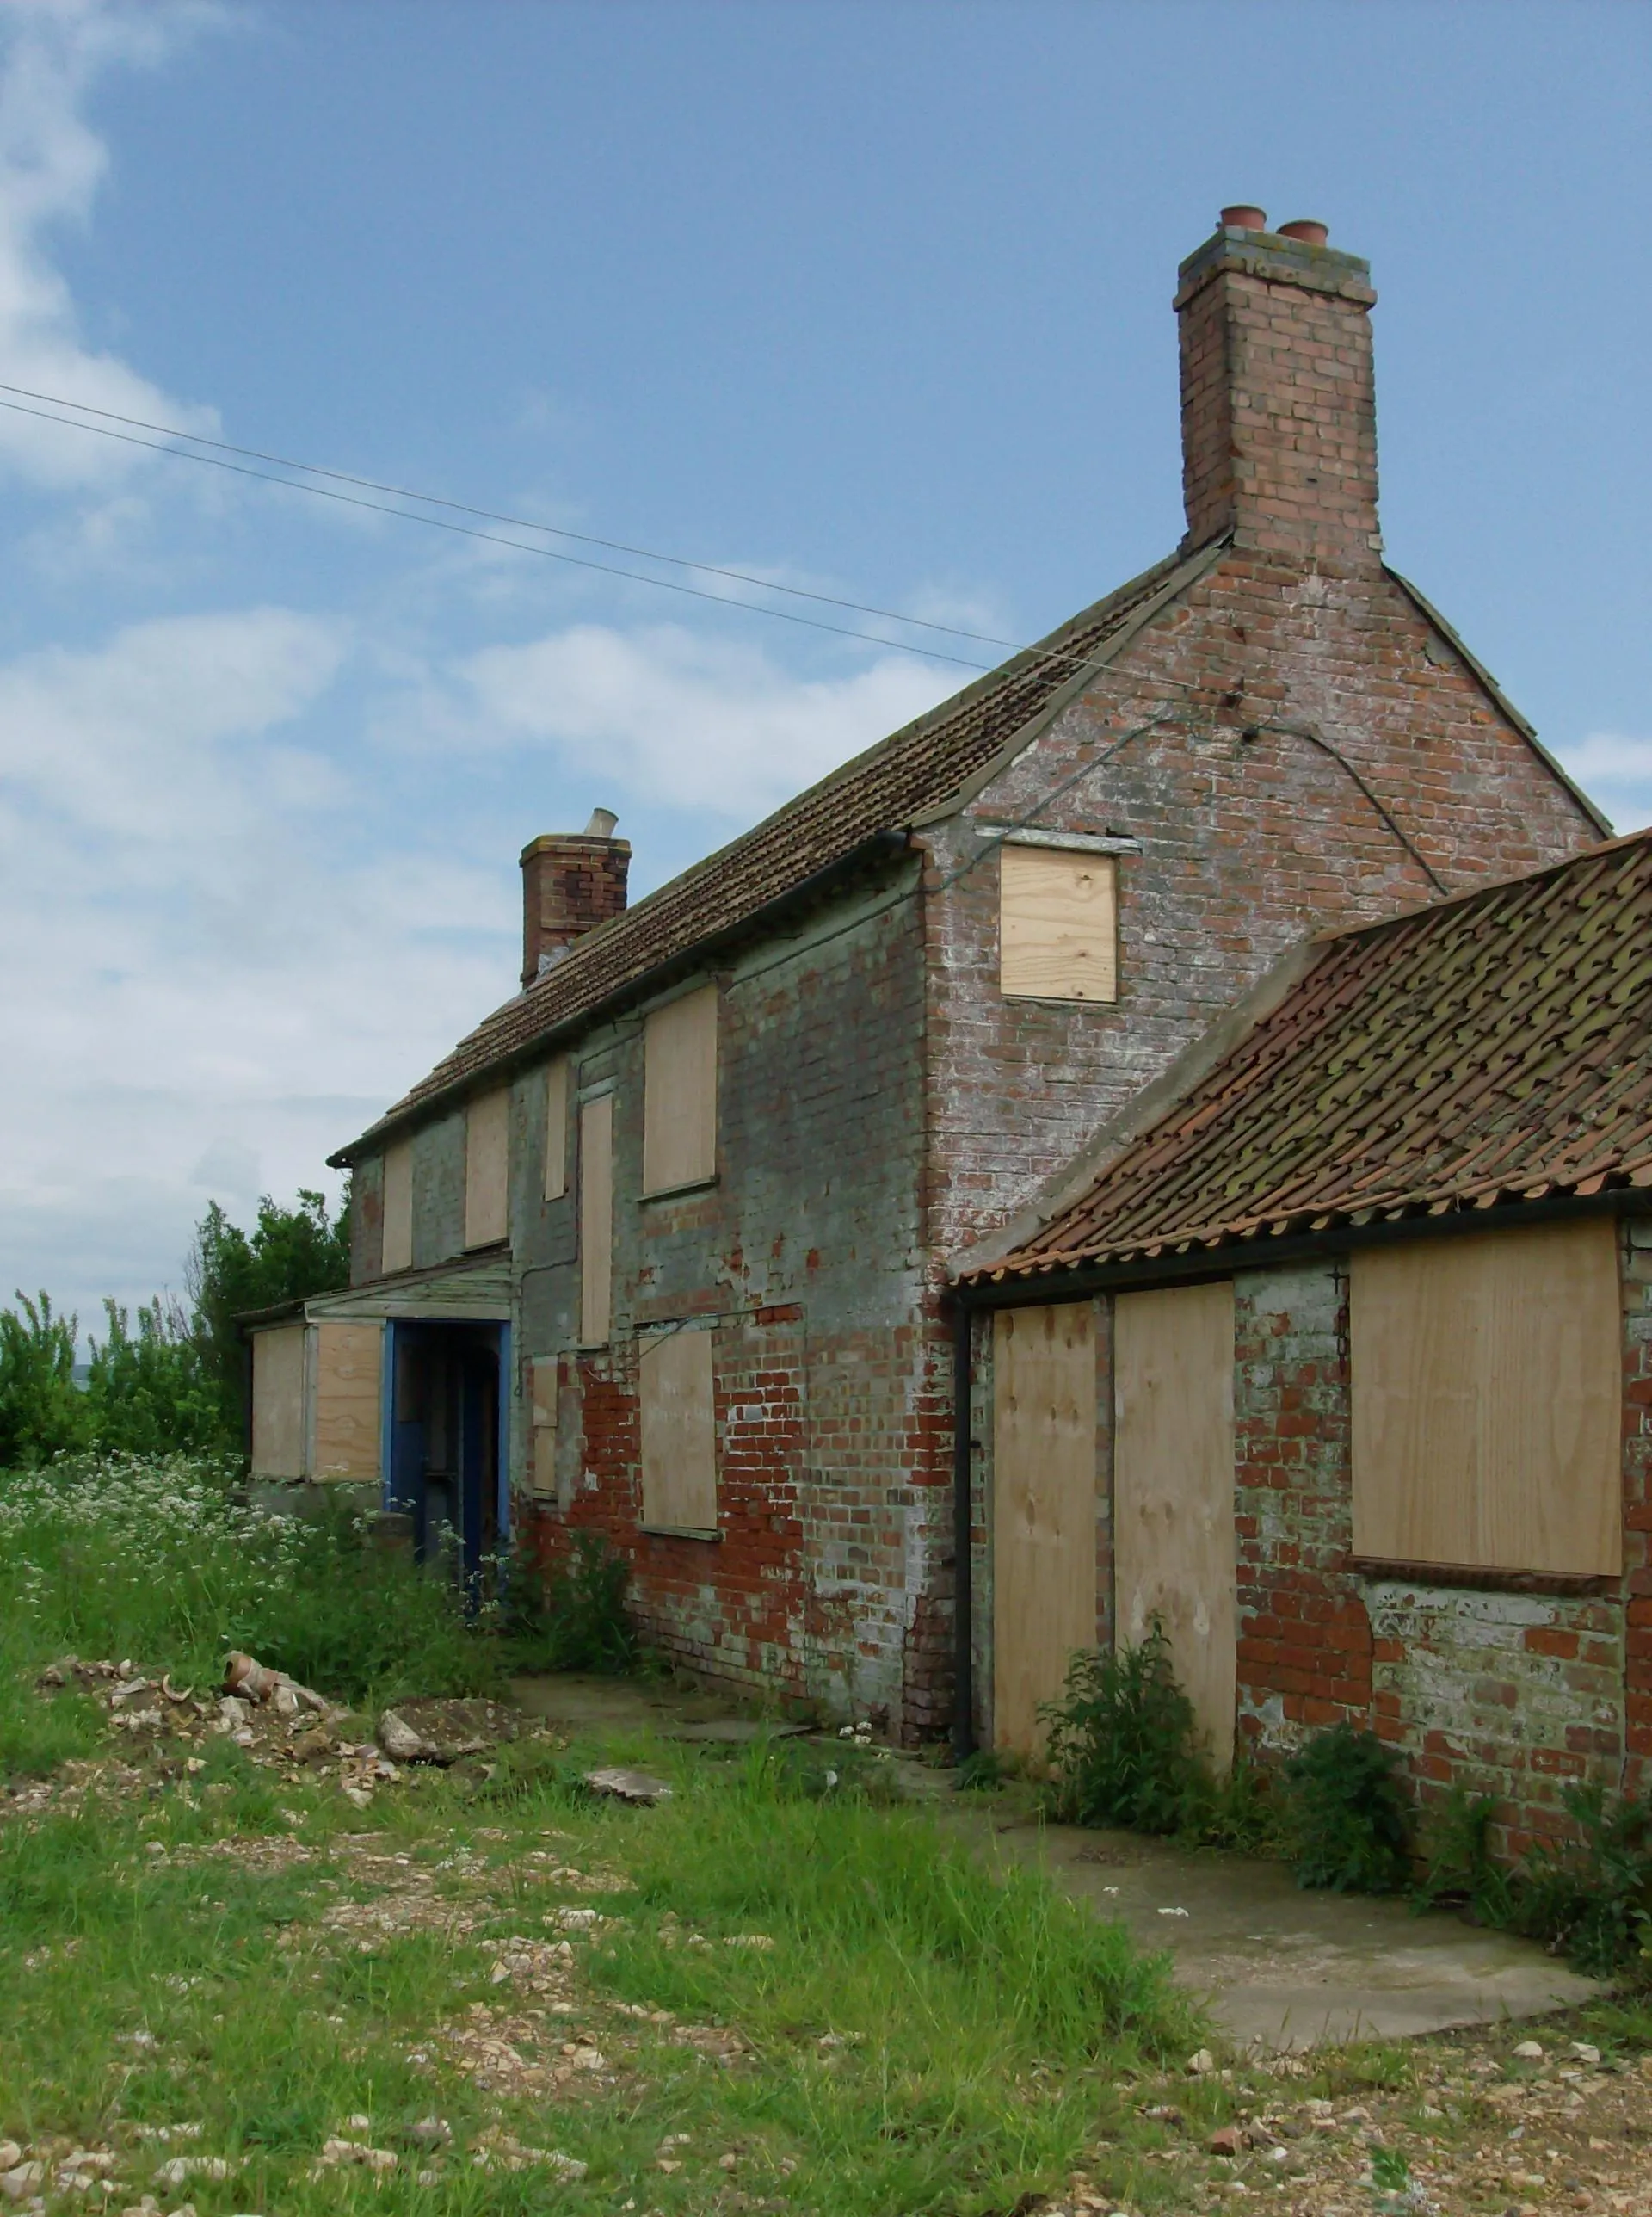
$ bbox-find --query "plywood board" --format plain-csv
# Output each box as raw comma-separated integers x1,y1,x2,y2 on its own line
644,984,718,1194
992,1301,1098,1753
528,1355,558,1498
639,1328,717,1530
579,1093,614,1347
312,1321,382,1482
1000,847,1118,1003
464,1086,510,1250
380,1139,414,1276
250,1323,307,1479
543,1057,569,1201
1352,1219,1621,1577
1113,1281,1236,1770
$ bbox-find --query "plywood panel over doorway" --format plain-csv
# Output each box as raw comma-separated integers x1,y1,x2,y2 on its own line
992,1301,1097,1754
1113,1281,1236,1771
312,1322,383,1482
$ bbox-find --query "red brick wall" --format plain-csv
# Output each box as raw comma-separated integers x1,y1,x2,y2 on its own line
1622,1224,1652,1795
516,868,944,1733
926,553,1602,1262
1175,226,1380,564
1228,1246,1631,1861
520,832,632,987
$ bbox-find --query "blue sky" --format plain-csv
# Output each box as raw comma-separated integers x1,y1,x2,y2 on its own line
0,0,1647,1331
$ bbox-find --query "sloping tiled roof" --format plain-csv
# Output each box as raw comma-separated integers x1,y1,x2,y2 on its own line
962,826,1652,1284
336,541,1218,1161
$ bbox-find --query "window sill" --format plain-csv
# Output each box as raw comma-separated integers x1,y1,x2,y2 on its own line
641,1175,720,1202
1346,1554,1617,1598
640,1523,722,1543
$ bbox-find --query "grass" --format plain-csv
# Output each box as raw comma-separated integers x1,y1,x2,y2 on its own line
0,1452,498,1727
0,1715,1203,2216
0,1452,1205,2215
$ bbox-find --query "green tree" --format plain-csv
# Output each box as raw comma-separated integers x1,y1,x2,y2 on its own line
0,1292,89,1469
83,1296,222,1455
188,1187,352,1444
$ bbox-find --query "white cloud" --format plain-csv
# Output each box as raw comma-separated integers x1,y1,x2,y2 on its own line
455,621,955,819
0,0,219,486
1551,732,1652,832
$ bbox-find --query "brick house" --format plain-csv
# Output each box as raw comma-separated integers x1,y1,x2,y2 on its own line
957,828,1652,1849
244,207,1606,1741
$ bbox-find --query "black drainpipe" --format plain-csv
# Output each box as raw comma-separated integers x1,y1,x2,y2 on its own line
950,1291,976,1763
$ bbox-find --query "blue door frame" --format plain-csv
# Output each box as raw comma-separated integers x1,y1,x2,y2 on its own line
380,1318,511,1586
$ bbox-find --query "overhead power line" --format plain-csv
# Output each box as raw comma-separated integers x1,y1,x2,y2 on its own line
0,379,1023,655
0,378,1208,697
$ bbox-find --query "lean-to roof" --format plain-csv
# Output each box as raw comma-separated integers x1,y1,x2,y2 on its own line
960,825,1652,1284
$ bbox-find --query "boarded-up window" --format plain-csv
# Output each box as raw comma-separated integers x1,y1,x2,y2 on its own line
250,1323,307,1479
381,1139,414,1275
643,985,718,1195
312,1322,382,1482
1352,1220,1622,1577
1114,1281,1236,1770
543,1057,570,1201
1000,846,1118,1003
992,1301,1097,1753
639,1328,717,1533
579,1093,613,1347
528,1356,558,1499
464,1086,510,1250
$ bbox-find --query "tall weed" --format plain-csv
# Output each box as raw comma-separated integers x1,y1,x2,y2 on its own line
606,1747,1199,2060
0,1454,493,1732
1282,1720,1411,1893
1040,1621,1206,1833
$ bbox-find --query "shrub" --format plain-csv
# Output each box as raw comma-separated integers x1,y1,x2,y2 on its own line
188,1189,350,1443
1509,1782,1652,1979
1413,1785,1515,1927
0,1294,87,1469
502,1529,638,1675
83,1298,221,1455
1040,1619,1206,1833
1283,1720,1411,1893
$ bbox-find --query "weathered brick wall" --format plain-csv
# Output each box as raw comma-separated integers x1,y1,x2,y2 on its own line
1175,226,1379,564
926,554,1602,1262
513,863,940,1730
1229,1248,1630,1859
410,1109,465,1270
1622,1223,1652,1795
348,1152,384,1286
1232,1262,1372,1742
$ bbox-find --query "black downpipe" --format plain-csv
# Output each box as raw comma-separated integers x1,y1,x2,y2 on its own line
951,1294,976,1762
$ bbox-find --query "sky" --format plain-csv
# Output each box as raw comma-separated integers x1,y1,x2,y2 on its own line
0,0,1647,1337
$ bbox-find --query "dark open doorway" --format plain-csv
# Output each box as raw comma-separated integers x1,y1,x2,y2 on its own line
385,1319,509,1594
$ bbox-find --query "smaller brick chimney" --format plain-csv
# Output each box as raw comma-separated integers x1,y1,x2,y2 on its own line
1176,207,1381,566
520,808,630,986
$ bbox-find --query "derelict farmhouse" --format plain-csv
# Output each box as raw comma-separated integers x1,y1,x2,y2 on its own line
243,209,1649,1839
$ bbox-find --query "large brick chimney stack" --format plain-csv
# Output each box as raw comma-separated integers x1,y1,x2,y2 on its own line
520,808,630,987
1176,206,1381,567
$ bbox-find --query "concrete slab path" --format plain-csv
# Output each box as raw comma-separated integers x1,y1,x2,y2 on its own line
943,1804,1600,2052
509,1674,1599,2052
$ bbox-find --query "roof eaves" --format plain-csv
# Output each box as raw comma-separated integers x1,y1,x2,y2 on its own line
909,536,1232,832
1385,566,1612,838
329,825,915,1166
